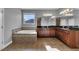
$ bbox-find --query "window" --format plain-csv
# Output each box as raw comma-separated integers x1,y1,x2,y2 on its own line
60,19,67,26
23,13,35,24
68,19,75,26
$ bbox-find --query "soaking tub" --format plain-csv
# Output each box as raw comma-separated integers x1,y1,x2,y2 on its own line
12,30,37,44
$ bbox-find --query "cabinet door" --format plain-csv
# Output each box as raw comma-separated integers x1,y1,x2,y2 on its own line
67,31,76,48
75,31,79,47
49,29,55,37
60,31,64,41
56,30,60,38
63,31,68,44
37,28,42,37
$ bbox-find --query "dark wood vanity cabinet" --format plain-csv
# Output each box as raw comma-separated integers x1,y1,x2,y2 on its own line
66,31,79,48
38,28,50,37
75,31,79,47
37,28,49,37
49,28,55,37
37,28,55,37
56,28,79,48
37,27,79,48
67,32,76,48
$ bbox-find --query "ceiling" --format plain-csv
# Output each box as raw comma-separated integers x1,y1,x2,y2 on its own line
21,8,59,11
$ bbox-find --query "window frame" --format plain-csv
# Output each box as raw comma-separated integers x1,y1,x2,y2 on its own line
22,12,36,25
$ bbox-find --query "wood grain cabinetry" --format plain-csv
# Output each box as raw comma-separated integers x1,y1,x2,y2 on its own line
37,28,55,37
56,28,79,48
49,28,55,37
37,27,79,48
66,31,76,48
75,31,79,47
37,28,49,37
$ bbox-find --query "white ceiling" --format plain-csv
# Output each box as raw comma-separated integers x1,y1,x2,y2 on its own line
21,8,59,11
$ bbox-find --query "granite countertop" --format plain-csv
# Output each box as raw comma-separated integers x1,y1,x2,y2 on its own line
37,26,79,31
60,28,79,31
69,28,79,31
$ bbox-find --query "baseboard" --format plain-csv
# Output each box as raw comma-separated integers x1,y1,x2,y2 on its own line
0,41,12,50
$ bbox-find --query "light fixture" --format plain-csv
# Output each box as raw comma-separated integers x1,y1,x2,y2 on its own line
66,9,69,12
43,13,52,16
64,14,73,16
59,11,63,14
59,9,73,16
51,16,56,18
